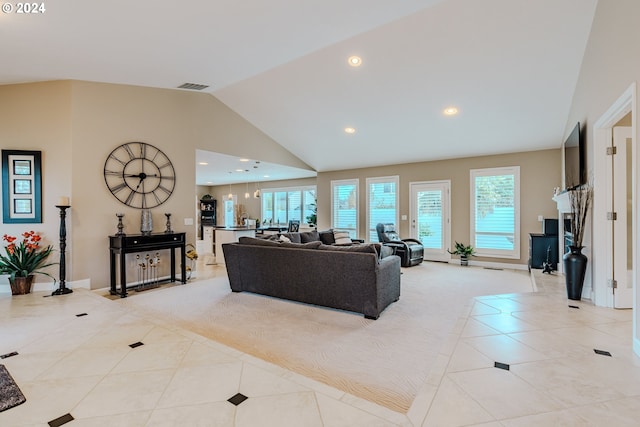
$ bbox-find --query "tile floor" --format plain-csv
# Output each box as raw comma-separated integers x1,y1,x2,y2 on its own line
0,265,638,426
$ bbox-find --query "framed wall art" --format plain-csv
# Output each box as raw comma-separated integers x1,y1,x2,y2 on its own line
2,150,42,223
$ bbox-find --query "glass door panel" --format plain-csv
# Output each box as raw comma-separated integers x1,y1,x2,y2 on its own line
410,181,450,261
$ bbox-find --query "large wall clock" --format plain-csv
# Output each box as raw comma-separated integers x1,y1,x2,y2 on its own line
103,142,176,209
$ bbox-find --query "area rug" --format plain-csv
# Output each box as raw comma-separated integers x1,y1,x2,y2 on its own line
0,365,26,412
117,262,533,413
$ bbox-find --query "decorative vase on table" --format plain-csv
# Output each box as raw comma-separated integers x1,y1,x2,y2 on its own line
563,246,587,300
141,209,153,235
9,275,35,295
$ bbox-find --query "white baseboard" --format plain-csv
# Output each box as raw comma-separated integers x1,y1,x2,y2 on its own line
0,278,92,294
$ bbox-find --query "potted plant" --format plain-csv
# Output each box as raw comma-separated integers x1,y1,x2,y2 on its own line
564,181,593,300
306,201,317,228
447,241,476,266
1,231,56,295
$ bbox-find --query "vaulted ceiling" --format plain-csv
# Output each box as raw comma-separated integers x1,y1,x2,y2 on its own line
1,0,598,184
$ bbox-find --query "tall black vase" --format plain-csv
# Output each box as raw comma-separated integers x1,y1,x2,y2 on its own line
563,245,587,300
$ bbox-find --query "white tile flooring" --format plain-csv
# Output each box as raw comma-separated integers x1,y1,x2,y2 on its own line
0,265,638,426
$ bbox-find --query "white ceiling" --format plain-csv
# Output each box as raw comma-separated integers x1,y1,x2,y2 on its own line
1,0,598,184
196,150,316,187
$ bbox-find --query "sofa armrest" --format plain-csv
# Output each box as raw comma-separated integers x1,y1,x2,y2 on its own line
363,255,401,319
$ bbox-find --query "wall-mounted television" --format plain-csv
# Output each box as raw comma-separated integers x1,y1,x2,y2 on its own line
563,122,584,190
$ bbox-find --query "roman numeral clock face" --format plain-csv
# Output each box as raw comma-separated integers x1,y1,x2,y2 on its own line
103,142,176,209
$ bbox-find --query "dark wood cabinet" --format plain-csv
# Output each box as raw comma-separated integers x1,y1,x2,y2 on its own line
528,233,558,271
200,198,216,237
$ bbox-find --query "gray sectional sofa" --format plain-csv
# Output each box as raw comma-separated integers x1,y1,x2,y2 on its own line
222,233,401,319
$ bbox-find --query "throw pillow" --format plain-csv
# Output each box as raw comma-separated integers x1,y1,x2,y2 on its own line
319,230,335,245
333,230,352,246
278,234,291,243
299,231,320,243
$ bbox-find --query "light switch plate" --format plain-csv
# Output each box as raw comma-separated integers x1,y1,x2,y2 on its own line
401,215,407,220
184,218,194,225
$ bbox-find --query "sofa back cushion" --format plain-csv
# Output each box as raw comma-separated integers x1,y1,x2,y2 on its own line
238,236,320,249
279,232,301,243
282,241,321,249
238,236,281,246
317,243,377,255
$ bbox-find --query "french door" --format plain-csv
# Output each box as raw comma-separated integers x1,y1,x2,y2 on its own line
410,181,451,262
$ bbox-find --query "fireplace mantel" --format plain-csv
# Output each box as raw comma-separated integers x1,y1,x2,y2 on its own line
553,191,571,214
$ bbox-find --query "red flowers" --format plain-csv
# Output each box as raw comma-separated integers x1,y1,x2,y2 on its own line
3,232,42,254
1,231,56,280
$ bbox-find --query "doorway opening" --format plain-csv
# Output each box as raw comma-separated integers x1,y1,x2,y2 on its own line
409,181,451,262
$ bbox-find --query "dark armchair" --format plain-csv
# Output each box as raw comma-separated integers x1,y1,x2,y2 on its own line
376,223,424,267
287,220,300,232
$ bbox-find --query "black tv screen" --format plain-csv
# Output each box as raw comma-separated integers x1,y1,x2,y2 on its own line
564,122,583,190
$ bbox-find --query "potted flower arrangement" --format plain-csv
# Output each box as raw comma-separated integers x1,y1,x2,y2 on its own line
1,231,56,295
447,241,476,266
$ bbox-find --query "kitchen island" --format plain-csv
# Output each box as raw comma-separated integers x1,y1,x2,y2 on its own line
214,226,256,264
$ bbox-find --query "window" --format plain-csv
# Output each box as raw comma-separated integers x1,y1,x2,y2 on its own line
260,186,316,226
331,179,358,238
470,167,520,258
367,176,399,242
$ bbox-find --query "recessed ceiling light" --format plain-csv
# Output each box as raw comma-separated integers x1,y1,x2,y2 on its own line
239,158,249,162
198,162,208,165
443,107,459,116
344,127,356,134
263,175,270,178
235,169,244,172
347,56,362,67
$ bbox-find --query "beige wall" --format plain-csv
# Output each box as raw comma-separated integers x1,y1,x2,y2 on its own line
317,149,561,266
0,81,73,285
563,0,640,344
2,80,312,289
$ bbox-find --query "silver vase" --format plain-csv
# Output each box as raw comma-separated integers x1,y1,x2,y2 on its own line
140,209,153,235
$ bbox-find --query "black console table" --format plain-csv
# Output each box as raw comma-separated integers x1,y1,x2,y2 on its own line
109,232,186,298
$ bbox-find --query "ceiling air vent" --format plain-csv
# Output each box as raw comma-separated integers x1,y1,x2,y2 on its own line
177,83,209,91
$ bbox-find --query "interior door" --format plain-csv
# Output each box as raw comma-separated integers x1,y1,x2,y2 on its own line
410,181,450,262
611,126,634,309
